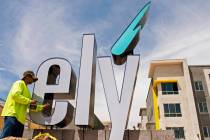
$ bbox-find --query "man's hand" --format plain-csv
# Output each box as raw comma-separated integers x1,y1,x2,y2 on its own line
30,100,37,109
30,99,37,104
43,103,50,110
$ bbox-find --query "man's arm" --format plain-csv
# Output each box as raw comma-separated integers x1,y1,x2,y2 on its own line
10,81,31,105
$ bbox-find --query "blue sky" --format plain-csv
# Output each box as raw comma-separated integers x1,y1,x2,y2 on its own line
1,0,210,128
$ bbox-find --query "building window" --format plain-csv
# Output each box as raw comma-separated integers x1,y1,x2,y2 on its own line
194,81,204,91
198,102,208,113
203,126,210,138
166,127,185,139
161,82,178,95
164,104,182,117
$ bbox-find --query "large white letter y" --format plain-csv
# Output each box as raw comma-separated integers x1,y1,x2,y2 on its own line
98,55,139,140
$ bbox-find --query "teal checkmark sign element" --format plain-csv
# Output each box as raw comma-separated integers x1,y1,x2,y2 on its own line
111,1,151,65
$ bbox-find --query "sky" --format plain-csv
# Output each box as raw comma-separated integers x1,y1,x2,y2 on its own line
1,0,210,129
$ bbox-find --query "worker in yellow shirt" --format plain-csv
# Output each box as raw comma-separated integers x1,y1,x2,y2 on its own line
0,70,49,138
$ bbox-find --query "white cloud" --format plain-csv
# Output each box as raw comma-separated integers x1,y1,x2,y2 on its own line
9,1,80,74
0,67,6,71
0,78,11,92
0,68,17,93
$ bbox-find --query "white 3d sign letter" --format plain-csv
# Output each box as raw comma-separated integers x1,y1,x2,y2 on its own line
30,58,76,127
98,56,139,140
75,34,97,127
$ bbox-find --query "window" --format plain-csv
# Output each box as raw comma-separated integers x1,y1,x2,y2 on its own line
164,104,182,117
166,127,185,139
161,82,178,95
198,102,208,113
203,126,210,138
194,81,204,91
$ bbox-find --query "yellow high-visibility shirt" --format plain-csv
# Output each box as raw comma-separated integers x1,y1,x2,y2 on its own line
1,80,43,124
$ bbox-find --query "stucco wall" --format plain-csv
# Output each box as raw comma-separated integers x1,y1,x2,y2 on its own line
148,60,201,140
189,66,210,140
32,129,175,140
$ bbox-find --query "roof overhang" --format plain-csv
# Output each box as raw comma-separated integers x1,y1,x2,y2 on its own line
148,59,185,78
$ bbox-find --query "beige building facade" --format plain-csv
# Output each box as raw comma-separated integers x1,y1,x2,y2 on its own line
189,66,210,140
146,59,210,140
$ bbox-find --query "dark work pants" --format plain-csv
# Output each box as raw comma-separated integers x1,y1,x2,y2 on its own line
0,116,24,138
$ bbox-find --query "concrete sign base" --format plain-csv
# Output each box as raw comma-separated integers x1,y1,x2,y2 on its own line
32,129,175,140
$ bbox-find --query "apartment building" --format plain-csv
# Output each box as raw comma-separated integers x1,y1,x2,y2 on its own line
146,59,210,140
189,65,210,140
